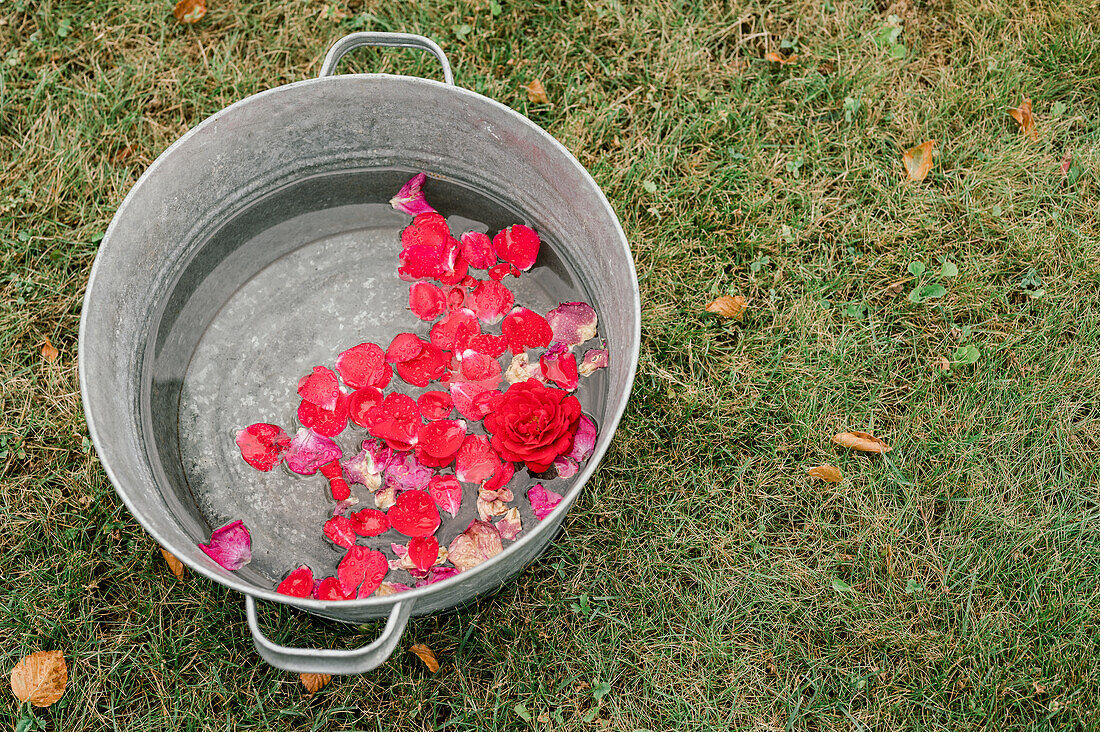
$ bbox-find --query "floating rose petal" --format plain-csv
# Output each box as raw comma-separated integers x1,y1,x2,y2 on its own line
315,576,353,601
338,546,389,596
579,348,609,376
297,392,349,437
551,455,579,479
446,286,468,311
415,566,461,587
569,414,597,462
546,302,598,347
384,450,432,492
540,345,579,391
456,349,502,385
483,460,514,494
367,393,421,451
396,342,448,387
467,333,508,358
336,342,392,390
504,353,544,384
276,565,314,597
350,508,389,536
398,243,446,281
386,333,425,363
415,419,467,467
376,581,413,596
488,262,521,281
450,380,491,421
459,230,495,269
436,255,468,286
428,474,463,518
341,446,382,491
390,172,437,216
466,279,515,324
418,391,454,421
320,458,352,500
528,484,564,521
408,535,440,573
496,507,522,541
375,484,397,510
323,515,359,549
297,366,341,411
347,386,384,428
388,489,441,538
448,520,504,572
472,389,504,418
405,212,452,246
235,423,291,471
501,307,553,354
199,519,252,571
477,496,509,521
284,429,343,475
409,281,447,321
455,435,501,484
332,498,359,516
492,224,540,271
430,309,480,352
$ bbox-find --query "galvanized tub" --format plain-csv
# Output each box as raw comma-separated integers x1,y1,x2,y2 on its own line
78,33,640,674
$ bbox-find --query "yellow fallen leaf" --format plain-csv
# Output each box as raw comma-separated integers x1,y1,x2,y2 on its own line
1008,98,1037,141
41,337,59,362
902,140,935,182
524,79,549,104
764,52,798,64
173,0,206,24
806,464,842,482
705,295,747,321
409,644,440,672
299,672,331,694
160,547,186,580
833,431,891,453
10,650,67,708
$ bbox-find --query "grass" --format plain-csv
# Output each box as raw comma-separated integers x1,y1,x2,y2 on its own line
2,0,1100,729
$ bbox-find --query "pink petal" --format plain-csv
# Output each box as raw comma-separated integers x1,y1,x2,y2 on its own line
528,484,564,521
491,224,540,271
455,434,501,484
447,520,504,572
415,566,461,587
384,451,433,491
459,230,496,269
579,348,609,376
466,279,515,325
551,455,579,479
539,345,579,391
297,366,341,411
284,428,343,475
198,519,252,570
476,496,509,521
449,380,493,421
495,507,522,541
501,307,553,354
376,581,413,596
569,414,597,462
409,281,447,321
374,485,397,510
546,302,598,347
389,172,437,216
341,447,382,490
428,474,463,518
235,423,291,471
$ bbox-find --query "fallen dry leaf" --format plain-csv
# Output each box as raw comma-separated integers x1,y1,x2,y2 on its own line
833,431,892,454
524,79,548,104
883,280,906,297
10,650,67,708
806,464,842,482
764,51,798,64
160,547,186,580
299,673,331,694
1008,98,1037,141
902,140,935,182
409,644,440,672
41,337,59,362
1060,149,1072,177
934,356,951,372
705,295,747,321
173,0,206,24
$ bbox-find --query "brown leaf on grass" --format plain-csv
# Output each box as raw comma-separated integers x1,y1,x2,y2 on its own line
299,673,331,694
883,280,906,297
806,464,842,482
902,141,935,182
173,0,206,24
934,356,951,372
764,52,798,64
41,337,59,362
1008,98,1037,141
833,431,892,453
409,644,440,672
10,650,67,708
1060,149,1072,177
705,295,747,321
160,547,186,580
524,79,548,104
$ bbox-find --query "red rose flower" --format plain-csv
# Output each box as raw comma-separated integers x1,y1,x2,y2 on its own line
483,379,581,472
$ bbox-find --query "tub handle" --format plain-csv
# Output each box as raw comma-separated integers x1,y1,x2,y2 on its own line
245,596,414,675
319,32,454,85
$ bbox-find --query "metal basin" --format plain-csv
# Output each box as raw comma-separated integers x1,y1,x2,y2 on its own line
78,33,640,674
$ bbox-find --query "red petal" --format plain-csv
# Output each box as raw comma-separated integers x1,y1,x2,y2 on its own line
329,476,351,501
350,508,390,536
235,423,291,471
467,279,515,324
491,224,540,271
337,546,389,596
418,390,454,421
458,350,503,386
428,474,463,518
297,392,349,437
386,333,425,363
460,231,496,269
450,381,491,421
539,347,579,391
430,308,481,352
276,565,314,597
319,459,342,480
315,575,353,601
483,460,515,494
395,342,447,387
398,244,445,281
455,435,502,484
416,419,467,459
447,286,468,311
488,263,514,281
388,489,441,537
466,333,508,358
347,386,384,427
501,307,553,354
336,342,391,389
409,281,447,321
323,515,358,549
407,535,440,573
436,254,468,285
297,366,341,411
